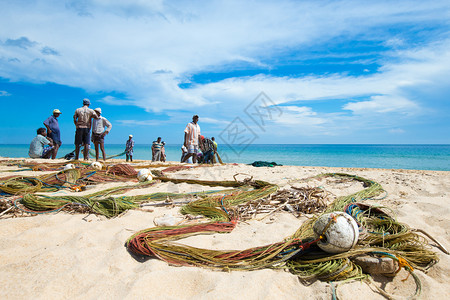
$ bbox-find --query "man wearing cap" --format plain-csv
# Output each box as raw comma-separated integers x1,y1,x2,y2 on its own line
182,115,201,163
43,109,62,159
73,98,98,160
125,135,134,162
91,108,112,161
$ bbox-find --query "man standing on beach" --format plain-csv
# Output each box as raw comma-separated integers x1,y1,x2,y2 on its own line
125,135,134,162
43,109,62,159
152,137,164,162
28,128,54,159
182,115,201,163
73,98,98,160
91,108,112,161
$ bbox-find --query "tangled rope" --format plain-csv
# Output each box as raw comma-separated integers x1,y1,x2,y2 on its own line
126,173,439,299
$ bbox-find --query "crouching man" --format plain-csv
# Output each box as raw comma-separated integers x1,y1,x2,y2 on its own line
28,128,54,159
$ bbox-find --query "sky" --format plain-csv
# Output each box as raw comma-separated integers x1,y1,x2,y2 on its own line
0,0,449,146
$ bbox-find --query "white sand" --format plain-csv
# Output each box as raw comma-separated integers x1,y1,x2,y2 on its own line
0,158,449,299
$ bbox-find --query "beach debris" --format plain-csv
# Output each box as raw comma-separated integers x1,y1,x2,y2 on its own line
90,161,103,170
154,214,184,226
64,163,75,170
412,228,450,255
237,186,329,220
313,212,359,253
352,255,398,275
137,169,153,182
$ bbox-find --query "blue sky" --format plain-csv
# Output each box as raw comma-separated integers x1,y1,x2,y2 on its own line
0,0,449,145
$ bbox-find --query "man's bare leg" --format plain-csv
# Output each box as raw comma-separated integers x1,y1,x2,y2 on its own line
83,144,89,160
52,144,60,159
75,145,81,160
94,142,100,161
100,143,106,161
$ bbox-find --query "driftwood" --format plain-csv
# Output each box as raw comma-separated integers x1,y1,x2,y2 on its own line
237,186,331,220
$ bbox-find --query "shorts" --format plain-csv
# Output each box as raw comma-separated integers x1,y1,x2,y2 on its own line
91,133,104,144
203,150,213,163
48,132,62,146
41,146,54,158
187,144,199,154
75,128,91,145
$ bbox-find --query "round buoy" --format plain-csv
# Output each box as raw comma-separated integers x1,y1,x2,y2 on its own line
313,212,359,253
63,163,75,170
137,169,153,182
90,161,103,170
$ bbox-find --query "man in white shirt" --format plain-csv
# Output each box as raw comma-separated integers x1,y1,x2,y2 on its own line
182,115,201,163
91,107,112,161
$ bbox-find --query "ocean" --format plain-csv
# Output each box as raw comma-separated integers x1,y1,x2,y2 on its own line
1,144,449,171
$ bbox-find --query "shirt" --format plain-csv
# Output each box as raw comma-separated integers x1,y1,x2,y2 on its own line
125,139,134,154
201,138,215,152
184,122,201,146
74,106,96,128
92,116,112,134
152,141,164,151
29,135,50,158
43,115,61,143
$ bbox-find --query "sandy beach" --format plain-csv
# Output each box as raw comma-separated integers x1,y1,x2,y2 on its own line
0,157,449,300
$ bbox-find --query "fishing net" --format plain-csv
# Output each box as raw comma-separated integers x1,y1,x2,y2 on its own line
125,173,440,299
0,160,443,299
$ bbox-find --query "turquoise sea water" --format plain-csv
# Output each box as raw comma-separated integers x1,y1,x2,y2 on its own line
1,144,449,171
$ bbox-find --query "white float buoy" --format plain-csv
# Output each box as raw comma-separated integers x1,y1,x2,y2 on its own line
90,161,103,170
63,163,75,170
313,211,359,253
137,169,153,182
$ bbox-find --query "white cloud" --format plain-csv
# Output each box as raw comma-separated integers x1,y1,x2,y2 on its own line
199,117,229,125
0,0,449,140
343,95,419,115
116,119,164,126
389,128,405,134
0,91,11,97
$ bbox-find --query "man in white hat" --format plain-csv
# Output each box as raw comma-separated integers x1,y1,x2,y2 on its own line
125,135,134,162
91,107,112,161
43,109,62,159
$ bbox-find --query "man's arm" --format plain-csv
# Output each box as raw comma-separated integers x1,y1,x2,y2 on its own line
46,136,54,147
44,123,52,135
73,111,78,126
43,117,52,134
102,118,112,137
92,109,99,119
184,132,188,147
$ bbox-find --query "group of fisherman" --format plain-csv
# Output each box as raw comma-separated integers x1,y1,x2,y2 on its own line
180,115,218,164
28,99,218,164
29,98,112,161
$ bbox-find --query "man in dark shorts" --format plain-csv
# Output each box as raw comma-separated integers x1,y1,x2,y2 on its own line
91,107,112,161
73,98,98,160
125,135,134,162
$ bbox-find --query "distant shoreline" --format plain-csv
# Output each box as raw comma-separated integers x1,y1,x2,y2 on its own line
1,144,449,171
